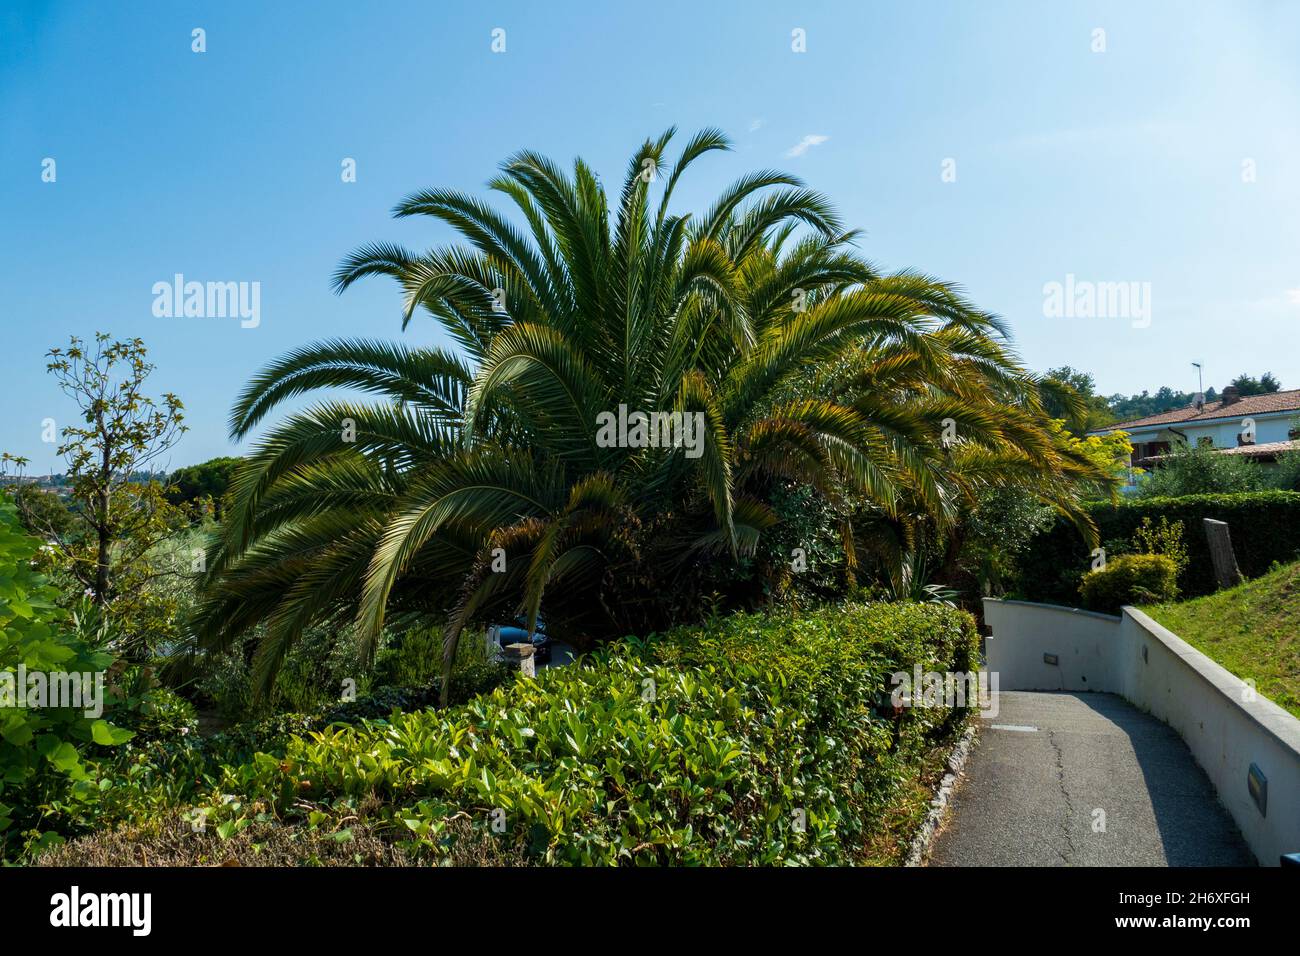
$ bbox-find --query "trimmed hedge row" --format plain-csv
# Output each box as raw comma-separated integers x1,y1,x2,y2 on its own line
1015,491,1300,604
169,602,978,867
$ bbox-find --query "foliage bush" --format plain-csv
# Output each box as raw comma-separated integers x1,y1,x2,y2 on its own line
1078,553,1178,614
1129,515,1189,579
1014,491,1300,603
1271,451,1300,493
317,660,513,726
957,486,1056,596
193,622,373,722
23,659,514,861
1135,443,1268,498
106,675,198,743
163,602,979,866
191,620,511,726
370,627,487,690
0,499,133,860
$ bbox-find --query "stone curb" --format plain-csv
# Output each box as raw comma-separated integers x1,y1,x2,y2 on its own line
903,719,979,867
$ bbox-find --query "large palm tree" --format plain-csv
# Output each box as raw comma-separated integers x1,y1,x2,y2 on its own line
195,129,1112,700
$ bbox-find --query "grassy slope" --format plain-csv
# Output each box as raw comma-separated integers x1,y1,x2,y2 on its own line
1145,560,1300,718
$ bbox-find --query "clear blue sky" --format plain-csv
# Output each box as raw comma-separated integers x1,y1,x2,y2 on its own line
3,0,1298,470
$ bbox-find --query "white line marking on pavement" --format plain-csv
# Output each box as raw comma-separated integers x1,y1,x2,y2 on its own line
989,724,1038,732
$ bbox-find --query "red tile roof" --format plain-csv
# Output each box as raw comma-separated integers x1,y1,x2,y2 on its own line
1215,439,1300,458
1135,439,1299,466
1102,389,1300,431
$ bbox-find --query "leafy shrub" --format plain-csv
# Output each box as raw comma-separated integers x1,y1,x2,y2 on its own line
1136,443,1268,498
314,664,513,727
371,626,511,698
1014,491,1300,603
189,644,256,722
750,483,851,606
108,678,198,743
192,618,513,728
1271,451,1300,492
194,622,373,722
1130,515,1189,579
171,602,978,866
372,628,444,688
959,486,1056,595
1079,554,1178,614
271,623,373,715
0,499,132,860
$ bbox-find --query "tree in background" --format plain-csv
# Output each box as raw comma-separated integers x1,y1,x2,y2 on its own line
3,335,190,657
1105,372,1283,423
166,456,241,519
929,419,1131,598
1038,366,1115,434
1227,371,1281,396
1106,385,1201,423
0,478,76,542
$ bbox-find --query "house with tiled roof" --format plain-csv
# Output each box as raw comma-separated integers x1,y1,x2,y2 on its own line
1088,386,1300,491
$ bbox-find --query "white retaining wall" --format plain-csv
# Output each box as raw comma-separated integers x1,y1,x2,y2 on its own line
983,598,1300,867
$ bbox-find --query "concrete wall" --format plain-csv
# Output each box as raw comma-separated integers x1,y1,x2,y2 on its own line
983,599,1121,692
984,598,1300,866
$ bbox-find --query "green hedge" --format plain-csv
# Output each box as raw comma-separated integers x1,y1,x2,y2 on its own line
164,602,978,867
1014,491,1300,604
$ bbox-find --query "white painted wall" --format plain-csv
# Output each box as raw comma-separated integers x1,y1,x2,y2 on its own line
1122,409,1295,449
983,598,1300,866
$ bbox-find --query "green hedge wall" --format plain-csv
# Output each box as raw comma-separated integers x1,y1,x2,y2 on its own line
149,602,978,867
1014,491,1300,604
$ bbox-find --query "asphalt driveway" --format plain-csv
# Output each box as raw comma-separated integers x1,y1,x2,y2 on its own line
927,691,1254,866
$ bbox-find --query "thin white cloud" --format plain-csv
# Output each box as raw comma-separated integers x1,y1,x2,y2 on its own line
1286,288,1300,305
748,118,765,132
785,134,829,157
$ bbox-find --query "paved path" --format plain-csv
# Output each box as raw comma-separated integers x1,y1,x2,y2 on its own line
928,691,1254,866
